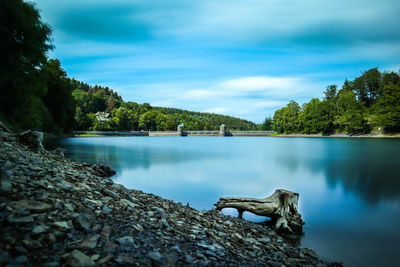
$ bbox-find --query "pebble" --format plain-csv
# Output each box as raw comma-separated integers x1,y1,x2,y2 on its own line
64,249,95,267
115,236,134,246
32,225,50,235
52,221,71,231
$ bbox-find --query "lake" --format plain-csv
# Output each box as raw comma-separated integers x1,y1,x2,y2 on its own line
45,136,400,267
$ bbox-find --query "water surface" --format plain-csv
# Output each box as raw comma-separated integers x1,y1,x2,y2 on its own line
45,136,400,266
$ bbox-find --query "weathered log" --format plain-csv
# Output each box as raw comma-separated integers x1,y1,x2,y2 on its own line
214,189,305,233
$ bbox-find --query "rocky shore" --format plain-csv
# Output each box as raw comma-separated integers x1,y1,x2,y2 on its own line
0,125,343,266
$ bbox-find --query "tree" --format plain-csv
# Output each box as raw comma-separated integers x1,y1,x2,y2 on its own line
272,101,300,133
373,84,400,133
352,68,382,107
337,90,370,134
298,98,333,134
107,96,116,111
381,71,400,87
138,110,159,130
0,0,52,129
324,85,337,101
41,59,75,133
261,117,273,130
114,107,136,130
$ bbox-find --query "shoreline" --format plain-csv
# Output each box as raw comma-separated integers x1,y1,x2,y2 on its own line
276,132,400,138
68,130,400,139
0,127,342,266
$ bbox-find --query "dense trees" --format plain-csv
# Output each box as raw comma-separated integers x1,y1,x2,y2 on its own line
373,84,400,132
0,0,52,130
71,82,258,131
271,68,400,134
41,59,75,133
0,0,77,133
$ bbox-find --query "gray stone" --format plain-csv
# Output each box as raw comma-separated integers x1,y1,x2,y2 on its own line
7,215,33,224
64,249,95,267
75,214,92,231
44,262,60,267
79,234,100,249
259,237,271,243
114,256,134,264
120,198,138,208
97,254,113,264
0,169,12,192
64,203,74,212
32,225,50,235
116,236,134,246
148,251,163,262
102,205,112,213
101,225,113,239
103,241,118,253
184,254,194,263
204,250,218,258
103,189,120,199
22,239,42,249
52,221,71,231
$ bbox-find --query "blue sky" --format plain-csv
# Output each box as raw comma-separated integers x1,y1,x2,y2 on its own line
34,0,400,122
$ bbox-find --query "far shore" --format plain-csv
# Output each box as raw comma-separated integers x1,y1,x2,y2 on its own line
276,132,400,138
67,130,400,139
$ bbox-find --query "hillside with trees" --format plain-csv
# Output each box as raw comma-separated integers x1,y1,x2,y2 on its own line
71,81,257,131
271,68,400,134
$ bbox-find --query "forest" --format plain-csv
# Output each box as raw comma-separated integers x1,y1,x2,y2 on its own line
71,79,258,131
271,69,400,134
1,0,399,135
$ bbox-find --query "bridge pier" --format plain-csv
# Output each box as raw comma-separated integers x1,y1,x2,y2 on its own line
219,124,226,136
177,124,185,136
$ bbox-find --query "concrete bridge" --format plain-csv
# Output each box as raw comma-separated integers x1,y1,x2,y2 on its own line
73,125,275,137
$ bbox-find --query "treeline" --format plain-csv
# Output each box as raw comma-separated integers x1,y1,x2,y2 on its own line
0,0,75,134
0,0,257,133
272,68,400,134
72,82,258,131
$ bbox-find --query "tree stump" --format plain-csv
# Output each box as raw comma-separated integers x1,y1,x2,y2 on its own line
214,189,305,233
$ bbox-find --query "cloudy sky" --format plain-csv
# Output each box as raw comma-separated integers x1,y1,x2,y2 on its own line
33,0,400,122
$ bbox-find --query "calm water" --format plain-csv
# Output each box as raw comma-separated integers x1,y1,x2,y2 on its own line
45,136,400,267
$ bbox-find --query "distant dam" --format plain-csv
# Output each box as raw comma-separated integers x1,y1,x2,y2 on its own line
73,130,276,137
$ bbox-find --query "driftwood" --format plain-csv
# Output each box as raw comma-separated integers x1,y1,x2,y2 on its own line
214,189,305,233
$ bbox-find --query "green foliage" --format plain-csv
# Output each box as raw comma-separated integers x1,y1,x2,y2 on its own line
270,68,400,135
272,101,300,134
373,84,400,133
0,0,52,130
298,98,333,134
114,107,137,130
138,110,158,131
154,107,257,131
41,59,75,133
260,117,273,130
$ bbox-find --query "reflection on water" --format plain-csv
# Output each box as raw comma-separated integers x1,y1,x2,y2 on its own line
45,136,400,267
274,138,400,205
